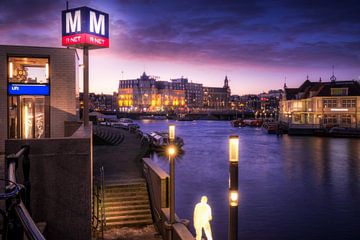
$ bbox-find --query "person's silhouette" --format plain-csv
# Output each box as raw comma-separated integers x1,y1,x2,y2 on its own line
193,196,213,240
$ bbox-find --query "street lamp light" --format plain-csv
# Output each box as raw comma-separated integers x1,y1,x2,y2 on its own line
229,135,239,240
169,124,175,141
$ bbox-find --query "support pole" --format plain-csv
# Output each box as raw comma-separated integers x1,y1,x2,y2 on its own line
228,135,239,240
83,46,89,126
170,156,175,224
229,162,238,240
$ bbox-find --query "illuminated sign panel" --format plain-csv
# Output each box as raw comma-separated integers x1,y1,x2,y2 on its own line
8,84,50,95
61,7,109,48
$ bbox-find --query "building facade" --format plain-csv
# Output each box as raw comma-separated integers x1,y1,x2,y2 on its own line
118,73,231,112
280,78,360,128
203,76,231,109
0,45,79,153
118,72,185,112
171,77,203,109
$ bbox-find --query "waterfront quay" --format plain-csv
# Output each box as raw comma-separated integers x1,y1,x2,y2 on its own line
139,120,360,240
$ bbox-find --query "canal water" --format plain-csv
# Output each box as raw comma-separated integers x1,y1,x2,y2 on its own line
136,120,360,240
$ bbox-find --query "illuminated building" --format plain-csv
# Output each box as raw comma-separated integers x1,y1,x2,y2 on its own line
203,76,231,109
0,45,80,153
171,77,203,109
280,76,360,128
80,92,117,112
118,72,185,112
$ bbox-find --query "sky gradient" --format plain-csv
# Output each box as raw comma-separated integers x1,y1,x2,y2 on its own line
1,0,360,95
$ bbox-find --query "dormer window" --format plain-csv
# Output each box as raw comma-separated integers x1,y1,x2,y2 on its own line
331,88,348,96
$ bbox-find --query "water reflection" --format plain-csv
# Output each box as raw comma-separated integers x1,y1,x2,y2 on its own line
137,120,360,240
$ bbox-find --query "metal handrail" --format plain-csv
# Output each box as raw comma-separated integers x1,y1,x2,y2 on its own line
4,146,46,240
92,166,105,239
14,202,45,240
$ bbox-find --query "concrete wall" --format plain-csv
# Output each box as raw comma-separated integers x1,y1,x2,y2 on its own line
0,45,78,153
143,158,194,240
5,125,92,240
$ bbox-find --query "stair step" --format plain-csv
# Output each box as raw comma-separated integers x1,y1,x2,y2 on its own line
106,195,149,203
105,204,150,212
105,182,146,188
106,214,152,222
105,199,149,207
106,219,153,228
105,191,148,198
106,209,151,217
105,187,147,194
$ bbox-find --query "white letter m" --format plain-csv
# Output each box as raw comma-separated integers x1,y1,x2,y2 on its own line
90,11,105,35
66,10,81,33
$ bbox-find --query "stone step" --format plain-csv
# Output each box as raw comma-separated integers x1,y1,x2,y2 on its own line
105,191,148,198
106,213,152,223
105,204,150,212
104,186,147,194
106,209,151,217
105,195,149,203
106,219,153,228
105,199,149,208
104,181,147,188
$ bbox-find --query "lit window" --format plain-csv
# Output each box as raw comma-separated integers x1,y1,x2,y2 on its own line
331,88,348,96
8,57,49,84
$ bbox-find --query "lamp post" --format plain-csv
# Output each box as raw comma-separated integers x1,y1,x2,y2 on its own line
229,135,239,240
168,124,176,225
83,46,89,126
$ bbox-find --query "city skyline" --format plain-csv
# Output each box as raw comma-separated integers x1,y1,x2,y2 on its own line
1,0,360,95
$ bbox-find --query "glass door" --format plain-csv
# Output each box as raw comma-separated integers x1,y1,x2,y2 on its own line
18,96,45,139
22,97,34,139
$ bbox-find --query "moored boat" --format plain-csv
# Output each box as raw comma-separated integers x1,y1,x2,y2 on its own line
148,131,184,150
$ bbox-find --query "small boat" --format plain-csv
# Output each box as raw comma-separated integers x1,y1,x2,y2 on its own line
231,119,262,127
100,118,140,130
231,119,245,127
139,115,167,120
262,122,278,134
148,131,184,150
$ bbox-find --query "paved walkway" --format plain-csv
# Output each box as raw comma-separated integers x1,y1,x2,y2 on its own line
93,127,162,240
93,128,148,183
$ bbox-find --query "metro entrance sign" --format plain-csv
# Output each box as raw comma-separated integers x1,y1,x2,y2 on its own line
61,5,109,126
61,7,109,48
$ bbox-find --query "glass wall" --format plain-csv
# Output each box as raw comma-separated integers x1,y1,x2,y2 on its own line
7,56,49,139
8,57,49,84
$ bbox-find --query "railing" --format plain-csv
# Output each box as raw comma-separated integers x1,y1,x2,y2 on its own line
1,145,46,240
92,166,106,239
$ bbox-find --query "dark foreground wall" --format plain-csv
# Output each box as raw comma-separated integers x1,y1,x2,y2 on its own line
5,126,92,240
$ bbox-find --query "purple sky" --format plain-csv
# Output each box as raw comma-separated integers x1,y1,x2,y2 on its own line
1,0,360,95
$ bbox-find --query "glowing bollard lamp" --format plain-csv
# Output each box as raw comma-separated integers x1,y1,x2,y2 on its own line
167,124,177,239
229,135,239,240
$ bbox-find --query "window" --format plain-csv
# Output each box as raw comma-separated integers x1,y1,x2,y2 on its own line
323,115,337,125
331,88,348,96
341,99,356,108
323,99,337,108
340,115,351,126
8,57,49,84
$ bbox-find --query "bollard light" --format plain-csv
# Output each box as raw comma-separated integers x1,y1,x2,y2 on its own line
229,135,239,162
167,145,177,158
229,190,239,207
169,124,175,141
228,135,239,240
